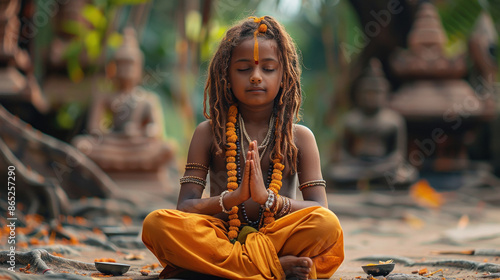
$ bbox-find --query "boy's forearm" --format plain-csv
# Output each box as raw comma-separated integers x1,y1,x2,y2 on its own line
177,190,245,216
287,198,326,212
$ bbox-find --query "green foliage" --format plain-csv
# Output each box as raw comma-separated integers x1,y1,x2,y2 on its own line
62,0,149,82
437,0,482,53
437,0,500,70
56,103,83,129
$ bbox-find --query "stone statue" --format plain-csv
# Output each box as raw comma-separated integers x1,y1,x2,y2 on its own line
72,28,174,196
86,28,162,139
0,0,47,112
329,59,417,189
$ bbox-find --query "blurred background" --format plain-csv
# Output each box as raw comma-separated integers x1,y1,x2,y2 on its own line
1,2,500,277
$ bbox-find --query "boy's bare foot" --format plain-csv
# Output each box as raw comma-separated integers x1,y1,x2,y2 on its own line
279,255,313,280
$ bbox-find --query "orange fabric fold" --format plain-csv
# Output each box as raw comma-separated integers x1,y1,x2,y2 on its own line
142,206,344,279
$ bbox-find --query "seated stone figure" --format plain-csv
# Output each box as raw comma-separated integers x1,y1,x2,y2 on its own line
329,59,417,189
73,28,174,195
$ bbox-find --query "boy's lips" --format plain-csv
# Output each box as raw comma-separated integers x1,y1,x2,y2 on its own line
246,87,266,93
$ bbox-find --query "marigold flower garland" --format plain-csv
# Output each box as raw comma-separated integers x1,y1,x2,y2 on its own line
260,158,284,232
226,105,240,241
225,105,285,240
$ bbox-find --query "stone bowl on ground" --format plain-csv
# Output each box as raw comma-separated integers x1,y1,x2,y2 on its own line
361,263,395,276
95,262,131,275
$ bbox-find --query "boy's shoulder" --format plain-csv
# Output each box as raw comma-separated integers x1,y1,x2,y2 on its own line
293,124,316,145
294,123,314,135
189,120,214,155
192,120,213,142
195,119,212,131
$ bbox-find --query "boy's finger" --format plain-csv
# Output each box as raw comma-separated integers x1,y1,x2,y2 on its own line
244,159,251,179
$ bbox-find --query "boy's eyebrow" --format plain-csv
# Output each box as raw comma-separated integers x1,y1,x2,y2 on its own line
234,57,278,63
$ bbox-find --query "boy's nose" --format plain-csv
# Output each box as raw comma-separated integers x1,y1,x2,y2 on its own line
250,77,262,84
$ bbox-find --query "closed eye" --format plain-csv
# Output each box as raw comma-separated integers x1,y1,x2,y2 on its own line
237,68,250,72
264,68,275,72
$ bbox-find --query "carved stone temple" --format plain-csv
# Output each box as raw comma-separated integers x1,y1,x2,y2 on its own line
387,3,497,189
328,2,498,190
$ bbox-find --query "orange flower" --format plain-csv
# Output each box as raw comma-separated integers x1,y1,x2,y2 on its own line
95,258,116,263
263,211,274,217
227,182,238,190
229,219,241,227
258,24,267,33
274,162,284,170
271,179,282,187
228,230,238,240
263,217,275,224
228,206,238,215
227,135,237,142
269,183,280,190
229,214,239,220
226,150,237,157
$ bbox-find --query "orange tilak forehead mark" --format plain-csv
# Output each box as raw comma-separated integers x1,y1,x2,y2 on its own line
248,16,268,65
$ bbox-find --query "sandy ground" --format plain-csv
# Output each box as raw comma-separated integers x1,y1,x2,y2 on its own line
2,188,500,279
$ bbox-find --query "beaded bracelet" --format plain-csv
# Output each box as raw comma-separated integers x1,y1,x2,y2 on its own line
185,162,209,172
277,196,291,218
298,179,327,191
219,190,232,214
285,198,292,215
262,189,277,211
180,175,207,188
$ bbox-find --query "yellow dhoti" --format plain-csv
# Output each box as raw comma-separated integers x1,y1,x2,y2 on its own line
142,206,344,279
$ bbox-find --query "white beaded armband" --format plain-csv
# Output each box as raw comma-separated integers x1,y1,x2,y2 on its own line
262,189,276,211
219,190,232,214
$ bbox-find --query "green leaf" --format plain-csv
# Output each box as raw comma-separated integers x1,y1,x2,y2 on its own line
85,30,101,60
61,20,87,36
63,40,83,59
67,57,84,83
83,4,106,29
56,110,75,129
186,10,202,42
107,32,123,49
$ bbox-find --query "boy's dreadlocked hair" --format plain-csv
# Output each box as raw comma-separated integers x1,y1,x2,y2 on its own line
203,15,302,173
